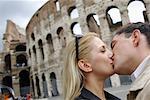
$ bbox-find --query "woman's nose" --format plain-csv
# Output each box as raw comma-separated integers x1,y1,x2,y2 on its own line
107,49,113,58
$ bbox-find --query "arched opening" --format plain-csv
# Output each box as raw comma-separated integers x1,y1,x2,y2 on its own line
32,45,37,63
106,6,122,32
70,22,82,36
127,0,148,23
19,70,30,97
55,0,60,11
31,33,35,41
16,54,27,67
42,73,48,98
16,44,26,52
46,34,54,54
36,76,41,97
50,72,59,96
4,54,11,72
2,76,12,88
57,27,66,48
86,13,101,36
38,39,44,60
29,49,31,57
31,78,35,97
68,6,79,19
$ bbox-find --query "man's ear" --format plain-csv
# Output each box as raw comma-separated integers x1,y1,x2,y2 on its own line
131,29,140,47
78,60,92,72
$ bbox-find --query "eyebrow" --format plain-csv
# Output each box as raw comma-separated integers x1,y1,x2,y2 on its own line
111,40,116,49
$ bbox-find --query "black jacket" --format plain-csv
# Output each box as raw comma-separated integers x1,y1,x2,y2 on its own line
75,87,121,100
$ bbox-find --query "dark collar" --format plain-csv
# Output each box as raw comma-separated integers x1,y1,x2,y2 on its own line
77,87,121,100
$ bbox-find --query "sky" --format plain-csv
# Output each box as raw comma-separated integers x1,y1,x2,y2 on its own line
0,0,49,51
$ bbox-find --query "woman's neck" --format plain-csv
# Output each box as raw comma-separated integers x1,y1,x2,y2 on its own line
84,78,106,100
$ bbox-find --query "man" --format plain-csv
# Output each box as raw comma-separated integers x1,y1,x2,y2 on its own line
111,22,150,100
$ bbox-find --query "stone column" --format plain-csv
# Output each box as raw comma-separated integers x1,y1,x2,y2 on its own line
146,3,150,22
77,5,89,34
99,14,111,36
36,42,44,66
98,14,112,46
55,67,62,95
11,52,16,68
121,9,130,25
38,73,44,98
45,72,52,97
42,40,50,64
36,44,42,70
35,44,43,98
30,49,36,71
12,75,20,97
32,75,38,98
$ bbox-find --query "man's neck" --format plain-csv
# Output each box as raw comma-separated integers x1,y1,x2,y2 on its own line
131,55,150,81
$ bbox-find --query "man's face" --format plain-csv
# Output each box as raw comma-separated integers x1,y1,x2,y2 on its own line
111,33,135,75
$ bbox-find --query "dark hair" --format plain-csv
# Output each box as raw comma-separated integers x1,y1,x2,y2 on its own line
115,22,150,45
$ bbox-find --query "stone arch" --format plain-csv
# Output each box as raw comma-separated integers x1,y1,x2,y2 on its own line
19,70,30,97
70,22,82,36
31,32,35,41
42,73,48,98
35,76,41,97
16,44,26,52
86,13,101,36
50,72,59,96
106,6,122,32
2,76,12,88
57,27,66,48
38,39,44,60
68,6,79,19
46,34,54,53
127,0,148,22
4,54,11,71
16,54,27,67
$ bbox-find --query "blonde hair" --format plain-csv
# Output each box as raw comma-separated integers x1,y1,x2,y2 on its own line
63,32,99,100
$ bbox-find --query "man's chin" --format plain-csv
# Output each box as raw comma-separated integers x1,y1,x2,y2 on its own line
114,70,129,75
113,66,124,75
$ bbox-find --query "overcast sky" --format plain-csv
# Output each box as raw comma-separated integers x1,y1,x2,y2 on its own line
0,0,48,51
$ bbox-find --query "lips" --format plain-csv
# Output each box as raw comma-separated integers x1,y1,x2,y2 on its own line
109,59,113,65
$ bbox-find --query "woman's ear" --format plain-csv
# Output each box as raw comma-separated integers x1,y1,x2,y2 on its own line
131,29,140,47
78,60,92,72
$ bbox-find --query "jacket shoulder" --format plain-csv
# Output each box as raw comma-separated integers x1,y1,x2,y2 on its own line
136,79,150,100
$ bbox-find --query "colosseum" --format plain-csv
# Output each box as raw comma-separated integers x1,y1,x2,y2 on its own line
0,20,28,97
1,0,150,99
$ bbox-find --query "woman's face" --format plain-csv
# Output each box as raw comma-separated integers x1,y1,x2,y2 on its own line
89,37,114,79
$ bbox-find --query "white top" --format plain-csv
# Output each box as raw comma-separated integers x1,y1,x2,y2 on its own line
131,55,150,81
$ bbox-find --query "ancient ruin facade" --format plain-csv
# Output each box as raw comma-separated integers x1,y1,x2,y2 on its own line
0,20,29,97
26,0,150,98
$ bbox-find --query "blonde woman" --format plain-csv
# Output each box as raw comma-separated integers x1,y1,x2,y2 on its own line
63,32,120,100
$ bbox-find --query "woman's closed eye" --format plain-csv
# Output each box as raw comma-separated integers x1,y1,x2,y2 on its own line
100,46,106,53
